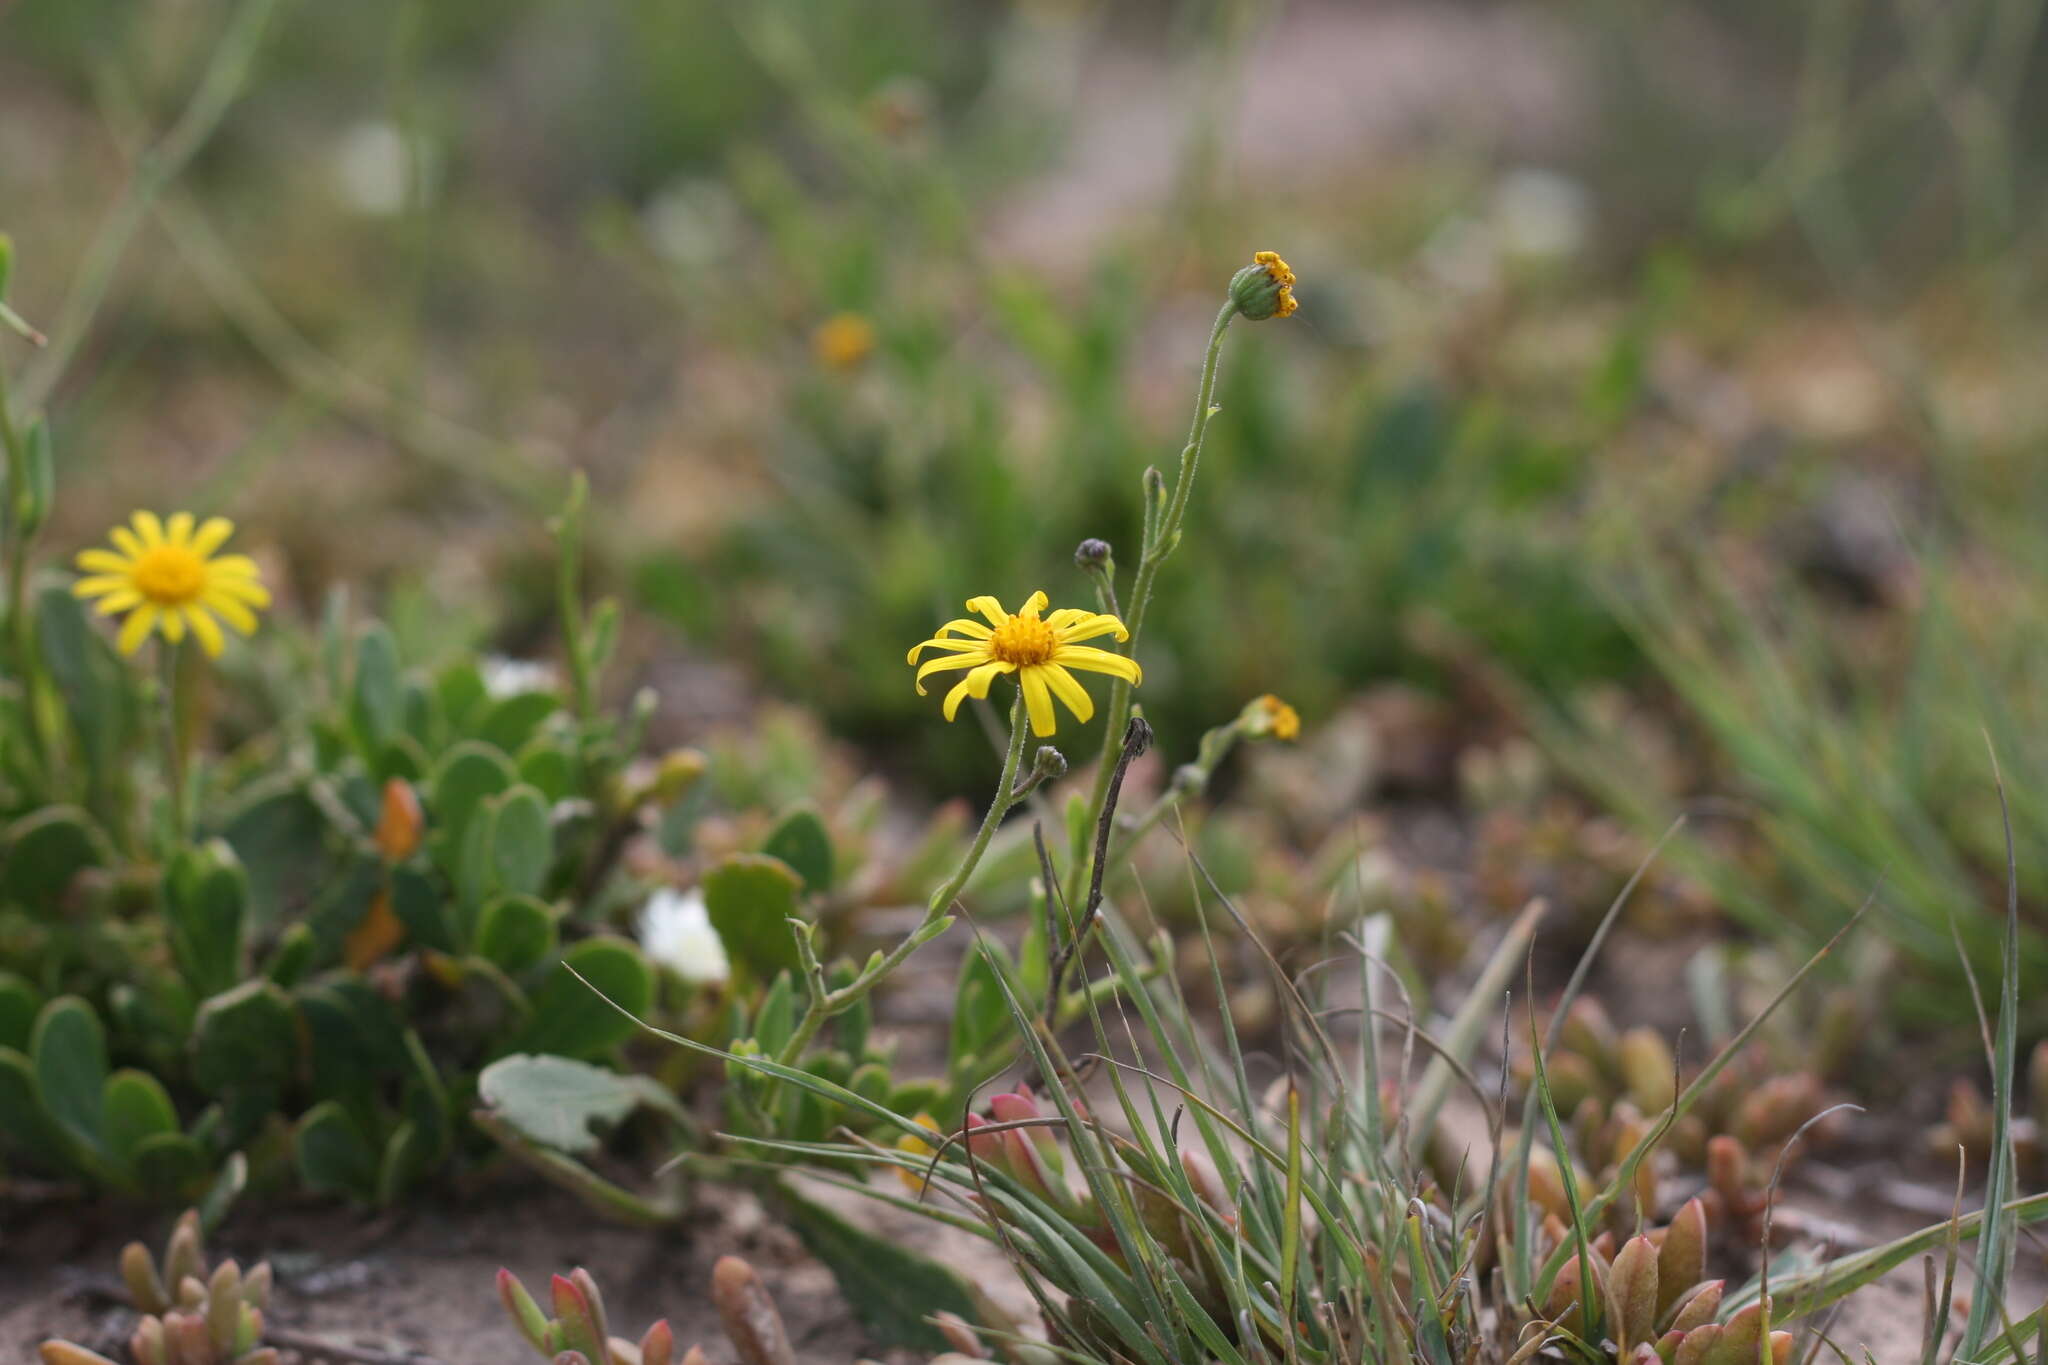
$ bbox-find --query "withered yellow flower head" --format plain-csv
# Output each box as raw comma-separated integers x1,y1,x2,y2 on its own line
812,312,877,371
1245,693,1301,742
1231,250,1299,320
73,511,271,658
907,591,1141,737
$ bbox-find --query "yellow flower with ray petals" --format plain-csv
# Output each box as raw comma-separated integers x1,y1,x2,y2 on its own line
72,511,272,658
907,591,1141,737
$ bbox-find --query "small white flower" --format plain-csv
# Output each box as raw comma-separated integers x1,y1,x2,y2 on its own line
330,121,413,217
638,887,729,985
642,178,742,270
1491,167,1590,263
481,656,558,699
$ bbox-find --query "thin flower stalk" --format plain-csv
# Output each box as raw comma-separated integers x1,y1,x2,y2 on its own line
774,690,1031,1065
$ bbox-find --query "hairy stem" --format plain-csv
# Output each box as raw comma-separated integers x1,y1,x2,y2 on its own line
1066,298,1238,904
775,689,1030,1064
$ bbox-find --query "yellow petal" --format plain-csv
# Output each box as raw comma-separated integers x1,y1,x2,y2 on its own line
186,606,225,658
204,553,263,579
1037,662,1095,724
907,636,988,665
88,589,144,614
72,574,133,598
190,516,234,557
203,575,270,608
166,512,195,546
1052,644,1142,685
76,549,133,574
159,607,186,644
1017,590,1049,618
929,617,993,640
117,605,159,655
942,661,1012,721
914,651,990,694
1050,612,1129,644
131,510,165,546
201,592,260,635
964,596,1010,627
1019,667,1056,737
111,526,145,559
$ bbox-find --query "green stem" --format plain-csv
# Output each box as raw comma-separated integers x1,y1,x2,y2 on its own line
1066,298,1238,904
22,0,282,411
774,689,1030,1065
0,358,54,782
158,641,190,844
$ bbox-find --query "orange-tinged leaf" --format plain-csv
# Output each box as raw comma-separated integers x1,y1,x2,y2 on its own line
376,779,424,862
344,891,406,969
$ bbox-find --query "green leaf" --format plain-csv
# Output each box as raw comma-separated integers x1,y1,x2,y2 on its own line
377,1120,433,1205
501,937,652,1059
223,788,331,923
517,742,576,804
437,661,488,734
948,942,1011,1076
1,807,110,907
21,417,52,534
0,1046,70,1168
489,786,553,899
296,1100,379,1202
190,980,298,1097
35,583,135,791
702,854,806,977
130,1131,208,1198
777,1184,983,1351
478,692,560,754
0,972,42,1051
475,894,558,974
350,624,405,753
478,1053,685,1155
101,1068,179,1168
266,923,317,987
763,806,833,892
430,741,516,861
387,867,456,954
31,997,108,1152
165,841,249,997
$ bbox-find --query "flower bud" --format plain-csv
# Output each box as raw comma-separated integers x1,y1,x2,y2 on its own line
1031,745,1068,781
654,748,708,803
1228,250,1299,320
1074,538,1113,570
1239,693,1301,742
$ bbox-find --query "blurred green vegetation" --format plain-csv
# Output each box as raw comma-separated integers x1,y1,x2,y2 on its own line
5,0,2048,1034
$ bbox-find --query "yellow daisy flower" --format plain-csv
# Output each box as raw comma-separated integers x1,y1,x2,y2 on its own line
907,591,1141,737
72,511,271,658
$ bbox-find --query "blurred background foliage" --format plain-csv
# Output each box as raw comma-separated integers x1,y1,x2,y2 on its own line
4,0,2047,1030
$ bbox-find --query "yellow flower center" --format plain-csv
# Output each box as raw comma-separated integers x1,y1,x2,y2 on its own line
130,544,208,605
988,613,1056,667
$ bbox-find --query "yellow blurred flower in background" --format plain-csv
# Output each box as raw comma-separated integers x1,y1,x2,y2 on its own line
72,511,271,657
812,312,877,371
1245,693,1301,741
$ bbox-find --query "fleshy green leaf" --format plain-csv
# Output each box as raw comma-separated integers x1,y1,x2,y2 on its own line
702,854,806,978
762,806,833,892
500,937,652,1059
32,997,108,1152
